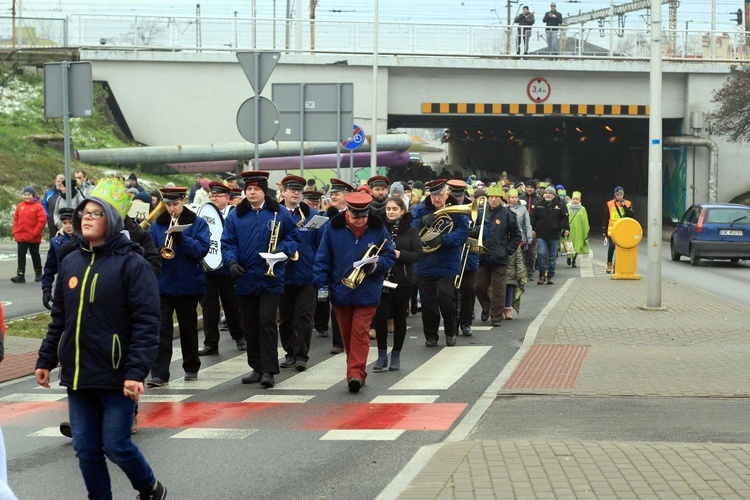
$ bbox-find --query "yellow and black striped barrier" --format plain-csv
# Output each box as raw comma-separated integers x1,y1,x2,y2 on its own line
421,103,649,116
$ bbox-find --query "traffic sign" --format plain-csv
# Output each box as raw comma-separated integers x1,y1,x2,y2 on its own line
43,61,93,118
527,77,551,103
236,51,280,94
342,124,365,150
236,96,280,144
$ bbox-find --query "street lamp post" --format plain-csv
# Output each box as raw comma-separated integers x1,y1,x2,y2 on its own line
371,0,379,178
647,0,663,307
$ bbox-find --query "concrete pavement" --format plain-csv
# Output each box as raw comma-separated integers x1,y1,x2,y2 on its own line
396,257,750,499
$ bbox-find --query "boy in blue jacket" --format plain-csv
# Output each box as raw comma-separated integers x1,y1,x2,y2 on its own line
40,206,76,310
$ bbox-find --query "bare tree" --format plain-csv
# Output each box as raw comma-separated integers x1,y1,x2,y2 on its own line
708,65,750,143
119,20,167,46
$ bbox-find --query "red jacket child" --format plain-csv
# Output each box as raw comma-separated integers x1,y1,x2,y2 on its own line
13,190,47,244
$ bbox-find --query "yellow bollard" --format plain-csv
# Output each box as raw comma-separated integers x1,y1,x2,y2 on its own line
610,217,642,280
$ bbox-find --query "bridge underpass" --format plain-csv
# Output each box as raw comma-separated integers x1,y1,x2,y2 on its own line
390,114,684,227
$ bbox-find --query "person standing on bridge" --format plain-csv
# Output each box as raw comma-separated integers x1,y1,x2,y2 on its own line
515,6,536,55
543,2,563,56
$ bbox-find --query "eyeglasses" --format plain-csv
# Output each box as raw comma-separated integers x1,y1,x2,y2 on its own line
78,210,105,219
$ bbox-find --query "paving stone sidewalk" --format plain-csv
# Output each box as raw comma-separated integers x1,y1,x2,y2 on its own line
399,259,750,499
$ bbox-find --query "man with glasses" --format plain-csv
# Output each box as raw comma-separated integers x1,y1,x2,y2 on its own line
74,170,94,197
411,179,469,347
198,182,246,356
147,187,210,387
302,189,324,212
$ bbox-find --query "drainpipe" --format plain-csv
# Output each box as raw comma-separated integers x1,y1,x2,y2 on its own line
76,134,412,166
663,136,719,203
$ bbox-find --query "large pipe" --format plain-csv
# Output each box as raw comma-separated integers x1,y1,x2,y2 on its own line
663,136,719,203
76,134,411,166
252,150,409,170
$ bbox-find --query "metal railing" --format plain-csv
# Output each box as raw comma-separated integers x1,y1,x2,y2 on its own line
0,16,68,47
2,14,748,62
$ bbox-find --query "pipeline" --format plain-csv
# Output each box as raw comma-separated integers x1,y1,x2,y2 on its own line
77,134,412,166
663,136,719,203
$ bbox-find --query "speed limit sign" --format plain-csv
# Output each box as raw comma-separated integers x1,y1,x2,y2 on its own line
527,77,551,103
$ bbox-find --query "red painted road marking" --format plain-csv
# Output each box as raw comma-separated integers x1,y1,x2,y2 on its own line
0,401,468,432
503,345,588,390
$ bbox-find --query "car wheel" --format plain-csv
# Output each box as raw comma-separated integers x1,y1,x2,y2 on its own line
730,258,739,264
689,246,701,266
670,239,681,261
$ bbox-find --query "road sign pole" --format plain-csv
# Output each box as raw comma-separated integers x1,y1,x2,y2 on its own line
299,83,305,176
349,150,354,185
254,52,260,171
337,83,343,178
61,62,72,206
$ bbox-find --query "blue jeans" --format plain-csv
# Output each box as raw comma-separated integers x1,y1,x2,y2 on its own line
68,389,155,499
536,237,559,277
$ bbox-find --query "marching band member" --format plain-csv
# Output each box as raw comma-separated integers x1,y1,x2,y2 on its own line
475,185,523,327
317,178,355,354
448,179,479,336
373,196,423,372
302,189,324,212
147,187,211,387
222,171,300,389
198,182,246,356
411,179,469,347
367,175,390,216
313,192,396,393
229,187,243,206
279,175,320,372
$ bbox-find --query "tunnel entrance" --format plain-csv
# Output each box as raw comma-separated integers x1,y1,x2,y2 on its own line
389,114,683,232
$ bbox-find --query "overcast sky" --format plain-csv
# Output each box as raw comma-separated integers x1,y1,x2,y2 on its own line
6,0,745,30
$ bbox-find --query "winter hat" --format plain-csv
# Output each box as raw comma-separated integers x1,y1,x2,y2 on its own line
90,177,133,219
58,207,75,220
614,186,624,195
556,184,565,191
411,180,425,192
22,186,36,197
389,181,405,197
544,185,556,194
200,178,211,190
127,173,138,182
572,191,582,199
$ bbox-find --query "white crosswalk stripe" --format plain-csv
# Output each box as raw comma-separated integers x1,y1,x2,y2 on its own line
320,430,405,441
272,347,381,391
388,346,492,391
162,348,284,390
171,428,257,440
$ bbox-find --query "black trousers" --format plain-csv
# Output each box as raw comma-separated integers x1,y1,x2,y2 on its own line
278,284,316,362
152,295,201,381
375,285,412,351
314,298,330,333
415,275,458,341
17,242,42,273
238,293,281,374
457,269,477,328
201,274,243,349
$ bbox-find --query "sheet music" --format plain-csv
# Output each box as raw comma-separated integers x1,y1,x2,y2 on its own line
302,215,329,231
353,254,378,269
166,223,193,234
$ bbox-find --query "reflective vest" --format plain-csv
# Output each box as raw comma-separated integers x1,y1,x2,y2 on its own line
606,199,632,236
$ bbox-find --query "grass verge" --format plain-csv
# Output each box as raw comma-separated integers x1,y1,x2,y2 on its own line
6,314,50,339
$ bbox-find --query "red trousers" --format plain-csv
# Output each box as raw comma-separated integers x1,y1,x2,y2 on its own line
334,305,376,382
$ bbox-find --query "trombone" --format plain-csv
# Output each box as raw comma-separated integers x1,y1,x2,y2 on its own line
454,197,488,289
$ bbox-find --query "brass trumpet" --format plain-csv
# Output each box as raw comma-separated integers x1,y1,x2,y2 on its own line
160,216,178,260
264,214,281,276
342,240,387,289
290,208,306,262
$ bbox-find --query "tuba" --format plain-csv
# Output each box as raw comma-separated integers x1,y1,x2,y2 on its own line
160,216,178,260
342,239,387,289
419,198,481,253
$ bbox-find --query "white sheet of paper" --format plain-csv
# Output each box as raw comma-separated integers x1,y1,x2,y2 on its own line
302,215,329,230
383,280,398,289
353,254,378,269
166,223,193,234
259,252,288,274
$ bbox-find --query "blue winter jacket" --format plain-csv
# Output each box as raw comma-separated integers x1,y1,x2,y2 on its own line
41,231,75,290
411,195,469,278
149,206,211,296
313,211,396,307
222,197,301,296
35,197,160,390
283,202,321,287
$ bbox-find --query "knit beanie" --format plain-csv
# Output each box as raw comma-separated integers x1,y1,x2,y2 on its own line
389,181,405,197
22,186,36,197
614,186,624,195
544,185,556,194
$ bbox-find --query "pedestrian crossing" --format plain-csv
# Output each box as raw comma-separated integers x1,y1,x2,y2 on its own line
2,343,490,442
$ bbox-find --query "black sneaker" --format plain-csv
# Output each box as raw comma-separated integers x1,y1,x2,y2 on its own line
460,325,473,336
137,480,167,500
235,340,247,352
425,339,438,347
59,421,72,438
347,377,362,393
480,310,490,322
446,335,457,346
294,360,308,372
317,330,329,338
280,356,295,368
241,370,262,384
146,378,168,388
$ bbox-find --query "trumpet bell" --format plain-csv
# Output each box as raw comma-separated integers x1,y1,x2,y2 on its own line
341,277,359,289
160,247,175,260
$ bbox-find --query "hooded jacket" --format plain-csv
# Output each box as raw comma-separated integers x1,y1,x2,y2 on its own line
313,211,396,307
410,194,469,278
381,212,423,286
222,196,300,295
530,195,570,239
13,198,47,244
35,197,161,390
478,204,523,267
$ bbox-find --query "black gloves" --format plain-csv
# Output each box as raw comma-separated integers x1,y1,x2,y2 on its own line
170,232,183,244
424,234,443,250
229,262,246,278
42,288,53,310
363,263,377,275
468,227,481,239
421,213,435,227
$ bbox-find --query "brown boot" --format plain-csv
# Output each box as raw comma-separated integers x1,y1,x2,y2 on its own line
606,262,613,274
504,307,513,320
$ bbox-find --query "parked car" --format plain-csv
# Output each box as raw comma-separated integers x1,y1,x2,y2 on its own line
670,203,750,266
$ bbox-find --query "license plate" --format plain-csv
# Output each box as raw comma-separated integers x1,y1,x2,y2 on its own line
720,229,743,236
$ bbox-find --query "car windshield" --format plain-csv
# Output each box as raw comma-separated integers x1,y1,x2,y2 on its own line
705,208,750,224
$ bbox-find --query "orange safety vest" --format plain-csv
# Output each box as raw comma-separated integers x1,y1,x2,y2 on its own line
606,199,632,236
